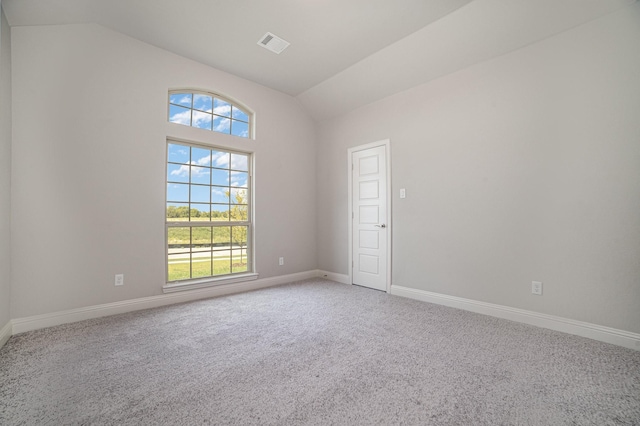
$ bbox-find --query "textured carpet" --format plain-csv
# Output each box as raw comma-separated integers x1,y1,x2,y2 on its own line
1,279,639,425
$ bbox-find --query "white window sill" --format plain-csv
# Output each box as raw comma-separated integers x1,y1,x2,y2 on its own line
162,273,258,294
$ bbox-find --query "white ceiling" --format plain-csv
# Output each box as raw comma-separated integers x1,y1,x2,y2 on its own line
2,0,636,120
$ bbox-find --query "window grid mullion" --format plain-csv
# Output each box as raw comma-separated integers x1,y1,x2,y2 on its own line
166,139,251,283
228,227,233,273
166,221,249,227
209,158,213,220
189,227,193,279
168,90,251,138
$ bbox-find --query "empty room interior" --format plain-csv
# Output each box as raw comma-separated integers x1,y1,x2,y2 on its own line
1,0,639,424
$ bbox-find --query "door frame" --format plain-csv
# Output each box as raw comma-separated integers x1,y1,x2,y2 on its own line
347,139,392,293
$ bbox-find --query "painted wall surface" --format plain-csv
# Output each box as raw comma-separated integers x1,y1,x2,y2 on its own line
11,23,317,318
317,4,640,333
0,5,11,326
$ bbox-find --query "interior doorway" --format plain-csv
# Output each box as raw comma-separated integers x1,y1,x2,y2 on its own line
348,140,391,292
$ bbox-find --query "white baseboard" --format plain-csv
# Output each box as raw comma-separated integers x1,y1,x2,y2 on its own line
390,285,640,351
11,270,319,335
0,320,12,349
317,270,350,285
13,273,635,352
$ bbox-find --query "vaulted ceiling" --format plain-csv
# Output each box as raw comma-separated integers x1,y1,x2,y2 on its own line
3,0,636,120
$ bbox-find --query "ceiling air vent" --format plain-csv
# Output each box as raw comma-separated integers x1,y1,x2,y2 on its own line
257,32,290,54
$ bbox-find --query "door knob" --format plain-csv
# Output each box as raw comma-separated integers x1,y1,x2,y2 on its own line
374,224,386,228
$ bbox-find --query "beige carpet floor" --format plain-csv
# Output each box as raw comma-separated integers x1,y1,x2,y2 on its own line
1,278,639,425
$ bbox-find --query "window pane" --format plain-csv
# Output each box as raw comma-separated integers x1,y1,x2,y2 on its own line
191,185,210,203
167,183,189,202
192,253,212,278
213,116,231,134
230,153,248,171
190,203,210,221
230,171,248,187
170,93,192,108
167,163,189,183
211,187,229,203
192,110,212,130
190,166,210,185
193,94,212,112
211,150,230,169
168,253,190,281
166,139,252,283
214,98,231,117
192,147,211,167
168,92,251,139
232,106,249,122
213,254,232,275
231,120,249,138
167,227,190,248
230,188,247,204
168,143,190,164
167,203,189,220
169,104,191,126
192,227,212,250
232,250,248,273
211,169,229,186
213,226,231,246
232,226,248,246
231,225,248,273
211,204,230,221
229,205,247,221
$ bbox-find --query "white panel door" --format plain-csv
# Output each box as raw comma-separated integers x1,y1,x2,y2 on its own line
352,145,387,291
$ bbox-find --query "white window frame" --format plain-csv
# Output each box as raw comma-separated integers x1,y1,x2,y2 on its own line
167,90,254,139
163,138,257,293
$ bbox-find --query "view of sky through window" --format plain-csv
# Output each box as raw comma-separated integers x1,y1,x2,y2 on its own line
166,141,252,282
168,91,251,138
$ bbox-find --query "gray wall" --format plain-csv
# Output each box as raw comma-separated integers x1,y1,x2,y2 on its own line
10,23,317,318
5,3,640,338
317,4,640,333
0,5,12,328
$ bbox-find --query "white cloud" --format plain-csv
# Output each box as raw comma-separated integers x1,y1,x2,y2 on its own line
193,94,213,113
230,170,248,187
194,155,211,166
170,94,192,107
170,102,250,139
169,110,191,126
170,162,211,179
191,166,210,179
214,103,231,117
170,164,189,178
214,118,231,133
192,111,212,129
231,154,248,171
170,106,213,130
212,151,229,168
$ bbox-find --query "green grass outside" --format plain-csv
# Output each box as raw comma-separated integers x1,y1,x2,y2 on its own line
168,257,248,281
167,226,247,246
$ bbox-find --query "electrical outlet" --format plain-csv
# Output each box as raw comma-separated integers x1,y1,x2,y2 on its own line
400,188,406,199
532,281,542,295
115,274,124,286
279,257,284,266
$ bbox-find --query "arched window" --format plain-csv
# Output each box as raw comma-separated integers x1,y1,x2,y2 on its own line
168,90,252,139
164,90,256,293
